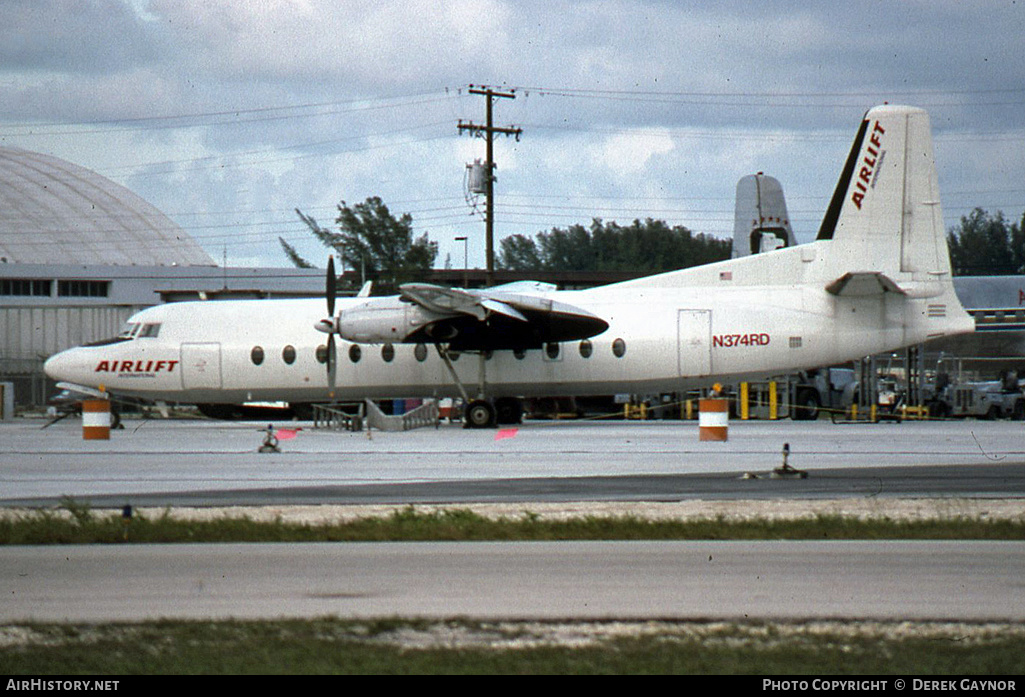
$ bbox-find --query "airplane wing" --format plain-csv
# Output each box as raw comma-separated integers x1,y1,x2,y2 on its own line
400,283,609,350
399,284,528,322
332,283,609,351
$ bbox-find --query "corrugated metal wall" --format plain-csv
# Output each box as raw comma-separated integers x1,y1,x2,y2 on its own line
0,305,141,359
0,305,144,407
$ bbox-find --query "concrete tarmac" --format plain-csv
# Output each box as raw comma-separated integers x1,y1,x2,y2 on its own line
3,417,1025,506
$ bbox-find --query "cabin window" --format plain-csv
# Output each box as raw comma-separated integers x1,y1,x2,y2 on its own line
579,340,592,358
546,342,560,359
414,343,428,362
381,343,395,362
251,346,265,365
282,345,296,365
612,338,626,358
315,345,328,364
349,345,362,363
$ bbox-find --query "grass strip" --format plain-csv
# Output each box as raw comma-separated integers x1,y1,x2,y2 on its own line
2,500,1023,544
3,617,1024,674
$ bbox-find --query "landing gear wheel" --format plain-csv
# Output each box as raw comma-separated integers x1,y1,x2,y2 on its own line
494,397,524,425
464,400,496,429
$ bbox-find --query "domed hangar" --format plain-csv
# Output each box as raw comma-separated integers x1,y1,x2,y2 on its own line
0,148,214,266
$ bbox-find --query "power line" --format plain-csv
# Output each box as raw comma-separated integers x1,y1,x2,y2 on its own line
0,91,462,137
508,84,1025,108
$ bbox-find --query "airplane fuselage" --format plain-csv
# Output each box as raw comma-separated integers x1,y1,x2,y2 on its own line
45,242,955,406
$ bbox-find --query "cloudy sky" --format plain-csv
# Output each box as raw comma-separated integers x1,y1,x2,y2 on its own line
1,0,1022,271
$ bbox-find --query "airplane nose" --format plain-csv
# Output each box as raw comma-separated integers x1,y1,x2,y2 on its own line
44,350,77,382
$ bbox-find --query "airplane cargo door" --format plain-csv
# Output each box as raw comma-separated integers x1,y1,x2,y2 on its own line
180,342,223,390
677,310,711,377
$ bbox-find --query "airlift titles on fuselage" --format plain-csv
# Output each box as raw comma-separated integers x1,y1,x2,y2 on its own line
95,360,179,376
44,105,976,427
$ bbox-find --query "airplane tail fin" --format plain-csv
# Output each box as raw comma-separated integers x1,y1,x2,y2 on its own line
817,105,951,281
732,173,797,258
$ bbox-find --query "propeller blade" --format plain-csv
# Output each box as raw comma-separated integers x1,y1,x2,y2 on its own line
324,256,338,396
327,335,336,394
326,255,336,318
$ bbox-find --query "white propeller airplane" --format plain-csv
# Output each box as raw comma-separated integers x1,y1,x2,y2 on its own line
44,105,975,427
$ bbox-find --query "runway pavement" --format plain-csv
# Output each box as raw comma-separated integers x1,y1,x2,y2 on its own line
3,540,1023,622
3,417,1025,506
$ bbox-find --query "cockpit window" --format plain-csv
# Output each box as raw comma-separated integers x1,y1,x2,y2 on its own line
138,323,162,338
117,323,141,339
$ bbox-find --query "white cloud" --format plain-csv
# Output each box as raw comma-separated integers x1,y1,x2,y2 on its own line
596,129,675,175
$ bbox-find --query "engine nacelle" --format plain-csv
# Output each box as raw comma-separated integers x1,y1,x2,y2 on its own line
335,298,438,344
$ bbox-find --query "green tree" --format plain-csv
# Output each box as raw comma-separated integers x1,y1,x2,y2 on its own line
947,208,1025,275
286,197,438,291
498,218,731,272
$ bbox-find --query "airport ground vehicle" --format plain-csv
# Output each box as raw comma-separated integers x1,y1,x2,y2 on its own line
928,372,1025,419
791,368,856,420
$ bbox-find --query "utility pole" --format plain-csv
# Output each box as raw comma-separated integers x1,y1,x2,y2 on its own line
458,85,522,286
454,236,468,288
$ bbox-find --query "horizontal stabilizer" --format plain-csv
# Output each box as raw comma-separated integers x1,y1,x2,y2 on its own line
825,272,904,297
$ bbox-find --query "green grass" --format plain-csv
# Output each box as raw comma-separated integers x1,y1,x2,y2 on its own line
3,502,1023,675
1,501,1023,545
2,618,1023,675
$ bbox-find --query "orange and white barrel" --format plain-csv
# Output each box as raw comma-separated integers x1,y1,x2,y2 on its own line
82,399,111,440
698,398,729,441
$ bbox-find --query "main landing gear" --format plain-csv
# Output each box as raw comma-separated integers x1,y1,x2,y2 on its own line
464,399,497,428
435,345,522,429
